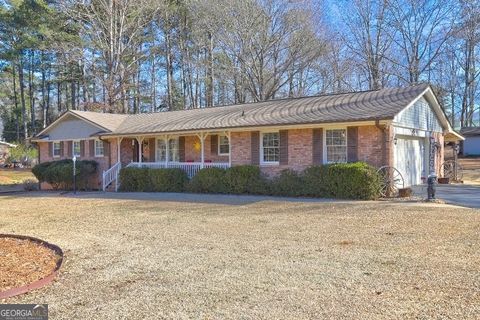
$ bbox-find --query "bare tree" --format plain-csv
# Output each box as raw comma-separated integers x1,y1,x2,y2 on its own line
341,0,393,90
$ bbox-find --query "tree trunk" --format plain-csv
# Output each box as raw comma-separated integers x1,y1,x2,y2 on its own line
28,50,36,135
205,32,214,107
12,62,20,141
18,60,28,141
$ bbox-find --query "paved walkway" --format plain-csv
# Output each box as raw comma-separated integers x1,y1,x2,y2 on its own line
413,184,480,209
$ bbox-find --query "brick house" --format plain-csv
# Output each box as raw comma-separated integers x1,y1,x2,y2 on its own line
32,84,461,190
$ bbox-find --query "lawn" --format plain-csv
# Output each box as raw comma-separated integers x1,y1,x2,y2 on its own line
1,193,479,319
0,169,36,186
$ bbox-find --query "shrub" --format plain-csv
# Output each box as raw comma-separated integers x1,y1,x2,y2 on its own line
225,165,268,194
187,167,228,194
149,168,188,192
303,162,381,200
32,159,98,190
7,143,38,167
119,167,188,192
302,165,330,197
118,167,150,191
270,169,304,197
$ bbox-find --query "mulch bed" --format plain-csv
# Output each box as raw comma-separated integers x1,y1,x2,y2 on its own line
0,237,61,292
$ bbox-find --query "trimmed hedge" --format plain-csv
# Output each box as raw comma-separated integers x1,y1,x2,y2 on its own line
271,169,304,197
119,167,188,192
301,162,381,200
188,167,228,193
224,165,268,195
32,159,98,190
118,163,381,200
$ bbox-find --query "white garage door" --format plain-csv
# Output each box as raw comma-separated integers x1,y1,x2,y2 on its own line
394,136,426,187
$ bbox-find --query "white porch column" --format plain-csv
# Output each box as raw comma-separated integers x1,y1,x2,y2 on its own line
197,132,207,169
136,136,144,164
164,135,169,167
117,137,123,164
225,131,232,167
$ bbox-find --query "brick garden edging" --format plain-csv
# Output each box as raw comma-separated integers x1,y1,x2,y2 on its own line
0,234,63,300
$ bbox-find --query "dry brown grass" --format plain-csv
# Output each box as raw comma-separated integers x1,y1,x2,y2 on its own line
463,169,480,185
1,194,479,319
0,169,36,186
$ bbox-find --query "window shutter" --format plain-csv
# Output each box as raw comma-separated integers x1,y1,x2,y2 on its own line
49,142,53,157
178,136,185,162
67,141,73,157
60,141,65,157
103,141,110,157
149,138,156,161
89,140,95,157
312,128,323,165
211,134,218,155
251,131,260,165
347,126,358,162
279,130,288,165
80,141,85,157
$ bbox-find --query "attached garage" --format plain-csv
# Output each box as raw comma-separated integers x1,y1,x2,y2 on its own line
392,92,447,187
394,136,427,187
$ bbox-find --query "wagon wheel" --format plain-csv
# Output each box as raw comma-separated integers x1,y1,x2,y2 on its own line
441,160,463,181
377,166,405,198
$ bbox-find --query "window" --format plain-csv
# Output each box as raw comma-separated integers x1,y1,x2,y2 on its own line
168,138,179,162
326,129,347,163
94,140,104,157
218,135,230,155
73,141,81,157
156,138,179,162
53,142,61,157
261,132,279,164
156,139,167,162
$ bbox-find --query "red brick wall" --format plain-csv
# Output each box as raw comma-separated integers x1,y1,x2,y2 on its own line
37,139,115,190
357,125,391,168
235,126,394,177
231,132,252,165
260,129,314,177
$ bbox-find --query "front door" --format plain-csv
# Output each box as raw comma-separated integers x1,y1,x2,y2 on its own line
133,140,143,162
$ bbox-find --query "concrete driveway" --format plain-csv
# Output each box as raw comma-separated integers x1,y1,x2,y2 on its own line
413,184,480,209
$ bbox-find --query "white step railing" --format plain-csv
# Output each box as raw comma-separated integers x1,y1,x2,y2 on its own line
126,162,230,179
102,161,121,191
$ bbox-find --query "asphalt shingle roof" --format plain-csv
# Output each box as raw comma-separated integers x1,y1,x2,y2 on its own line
70,110,128,132
64,84,431,136
460,127,480,136
110,84,429,135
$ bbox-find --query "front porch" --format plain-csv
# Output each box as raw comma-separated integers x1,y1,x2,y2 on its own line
126,161,230,178
103,132,232,191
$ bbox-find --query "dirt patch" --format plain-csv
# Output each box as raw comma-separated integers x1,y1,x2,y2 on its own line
0,237,60,292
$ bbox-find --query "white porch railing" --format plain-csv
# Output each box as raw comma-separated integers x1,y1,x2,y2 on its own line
126,162,230,178
102,161,121,192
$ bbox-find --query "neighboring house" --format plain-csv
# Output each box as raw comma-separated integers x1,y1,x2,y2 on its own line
460,127,480,156
32,84,460,190
0,141,16,165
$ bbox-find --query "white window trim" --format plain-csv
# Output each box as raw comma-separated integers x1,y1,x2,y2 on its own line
218,134,230,156
324,127,348,164
53,142,61,158
260,131,280,165
72,140,81,157
155,137,180,162
94,140,104,157
155,138,167,162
